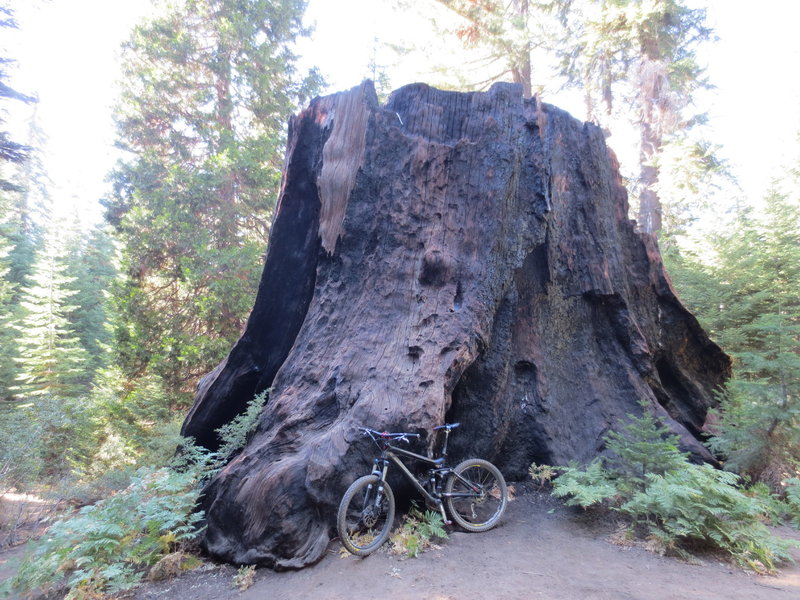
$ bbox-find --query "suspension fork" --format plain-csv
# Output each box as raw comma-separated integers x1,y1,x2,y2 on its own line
367,457,390,508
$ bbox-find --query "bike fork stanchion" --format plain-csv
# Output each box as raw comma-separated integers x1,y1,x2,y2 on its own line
436,499,452,526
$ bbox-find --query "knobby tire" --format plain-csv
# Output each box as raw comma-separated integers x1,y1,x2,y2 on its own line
337,474,395,556
445,458,507,532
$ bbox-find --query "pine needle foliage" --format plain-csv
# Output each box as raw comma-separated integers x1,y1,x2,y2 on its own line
0,210,20,400
551,404,798,571
666,177,800,485
106,0,322,399
14,226,90,397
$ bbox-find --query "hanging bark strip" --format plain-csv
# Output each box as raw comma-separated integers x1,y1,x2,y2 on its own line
181,81,730,568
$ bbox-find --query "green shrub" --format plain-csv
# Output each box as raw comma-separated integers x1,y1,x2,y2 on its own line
389,505,448,558
550,403,798,572
86,368,174,468
552,406,687,508
620,466,795,571
603,410,689,482
744,480,787,526
551,460,618,507
785,477,800,528
2,456,205,598
706,382,800,487
1,394,102,492
0,401,44,491
1,391,267,599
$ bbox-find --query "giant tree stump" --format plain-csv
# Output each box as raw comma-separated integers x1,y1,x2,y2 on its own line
181,81,730,568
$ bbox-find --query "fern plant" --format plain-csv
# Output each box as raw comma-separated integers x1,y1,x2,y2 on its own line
550,403,798,572
389,505,448,558
214,389,269,462
1,391,268,599
620,466,796,571
785,478,800,528
551,460,617,507
4,464,203,598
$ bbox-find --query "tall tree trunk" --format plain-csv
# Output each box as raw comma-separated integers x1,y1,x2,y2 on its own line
181,82,729,568
635,55,668,236
637,140,662,235
511,0,532,98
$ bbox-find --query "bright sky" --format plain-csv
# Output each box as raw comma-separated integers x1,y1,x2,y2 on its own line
3,0,152,222
3,0,800,226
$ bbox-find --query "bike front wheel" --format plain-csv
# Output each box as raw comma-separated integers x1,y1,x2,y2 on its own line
445,458,507,532
337,475,395,556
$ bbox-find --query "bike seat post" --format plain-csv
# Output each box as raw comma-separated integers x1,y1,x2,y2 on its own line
441,427,451,459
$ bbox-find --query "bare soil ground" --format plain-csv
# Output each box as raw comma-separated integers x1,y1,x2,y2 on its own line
0,492,62,551
3,485,800,600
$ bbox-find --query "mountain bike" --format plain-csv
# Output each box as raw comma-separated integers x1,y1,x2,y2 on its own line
336,423,508,556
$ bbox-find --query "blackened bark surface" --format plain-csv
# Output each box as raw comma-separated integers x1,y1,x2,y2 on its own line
181,81,730,568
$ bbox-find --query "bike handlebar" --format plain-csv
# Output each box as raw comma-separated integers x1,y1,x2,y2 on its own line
358,426,420,444
358,423,460,442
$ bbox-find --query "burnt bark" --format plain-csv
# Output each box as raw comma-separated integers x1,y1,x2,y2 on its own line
181,81,730,568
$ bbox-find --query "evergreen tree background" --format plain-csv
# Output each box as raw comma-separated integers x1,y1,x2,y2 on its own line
416,0,720,241
666,174,800,485
104,0,322,401
550,0,713,234
14,221,90,397
0,5,34,187
64,224,117,379
0,216,18,400
0,3,37,400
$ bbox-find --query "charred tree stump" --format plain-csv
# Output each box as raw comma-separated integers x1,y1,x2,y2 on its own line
181,81,730,568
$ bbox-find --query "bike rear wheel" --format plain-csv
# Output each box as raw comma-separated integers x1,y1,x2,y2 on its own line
337,475,395,556
445,458,507,532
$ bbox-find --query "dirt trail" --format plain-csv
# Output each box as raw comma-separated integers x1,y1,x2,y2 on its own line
127,486,800,600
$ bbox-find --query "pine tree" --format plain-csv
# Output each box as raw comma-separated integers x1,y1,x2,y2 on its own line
552,0,713,235
708,187,800,482
3,116,52,302
15,223,90,397
667,176,800,483
0,4,35,190
105,0,321,399
0,3,39,400
431,0,539,97
652,136,728,248
426,0,715,238
0,211,19,399
64,223,117,378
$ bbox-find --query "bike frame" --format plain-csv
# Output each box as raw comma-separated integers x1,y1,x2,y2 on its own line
339,426,506,555
370,441,481,508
